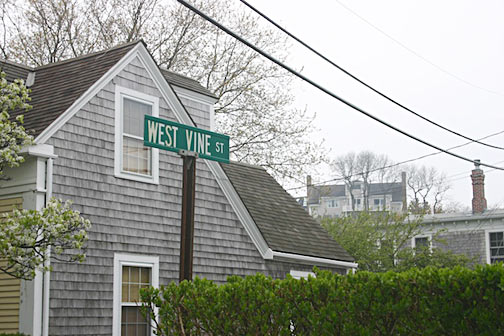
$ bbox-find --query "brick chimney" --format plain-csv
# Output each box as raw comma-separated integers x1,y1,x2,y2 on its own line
471,160,487,214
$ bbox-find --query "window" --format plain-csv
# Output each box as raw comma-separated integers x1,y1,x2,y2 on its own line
113,254,159,336
373,199,384,206
326,199,338,208
115,86,159,184
412,236,431,252
289,270,315,280
353,198,361,206
489,232,504,264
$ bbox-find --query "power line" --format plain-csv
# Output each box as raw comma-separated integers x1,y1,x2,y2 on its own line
238,0,504,151
285,130,504,192
176,0,504,172
333,0,504,97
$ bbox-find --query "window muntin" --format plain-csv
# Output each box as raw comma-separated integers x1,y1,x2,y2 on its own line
489,232,504,264
121,266,151,336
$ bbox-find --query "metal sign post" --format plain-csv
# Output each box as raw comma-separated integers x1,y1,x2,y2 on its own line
144,116,229,282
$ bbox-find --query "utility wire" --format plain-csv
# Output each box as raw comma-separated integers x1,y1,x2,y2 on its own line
285,130,504,192
177,0,504,172
239,0,504,151
334,0,504,97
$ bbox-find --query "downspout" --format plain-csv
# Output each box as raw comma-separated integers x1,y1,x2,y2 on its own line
42,158,53,336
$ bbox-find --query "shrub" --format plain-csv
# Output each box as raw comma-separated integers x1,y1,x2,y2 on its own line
141,264,504,335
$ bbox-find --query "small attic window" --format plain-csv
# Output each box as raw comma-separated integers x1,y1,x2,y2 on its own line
114,86,159,184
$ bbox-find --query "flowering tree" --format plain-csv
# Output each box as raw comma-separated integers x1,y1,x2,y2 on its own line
0,199,91,280
0,71,91,280
0,71,33,178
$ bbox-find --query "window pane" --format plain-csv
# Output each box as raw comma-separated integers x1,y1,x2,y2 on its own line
140,268,150,284
122,284,129,302
121,306,149,336
130,267,140,282
415,237,429,249
124,98,152,137
123,138,151,175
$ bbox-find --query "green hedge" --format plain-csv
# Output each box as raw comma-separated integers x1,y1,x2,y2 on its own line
140,264,504,335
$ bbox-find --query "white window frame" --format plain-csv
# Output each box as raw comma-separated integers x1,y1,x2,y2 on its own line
289,270,315,280
115,86,159,184
112,253,159,336
326,199,338,208
485,229,504,264
411,235,432,252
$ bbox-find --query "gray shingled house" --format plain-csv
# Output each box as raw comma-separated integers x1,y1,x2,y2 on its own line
411,162,504,265
0,41,355,336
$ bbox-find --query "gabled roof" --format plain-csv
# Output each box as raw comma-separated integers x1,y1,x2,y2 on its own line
221,162,354,262
2,41,354,267
369,183,403,202
1,41,215,137
3,42,138,137
308,184,346,204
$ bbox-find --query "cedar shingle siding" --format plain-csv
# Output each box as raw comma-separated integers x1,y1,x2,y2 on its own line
46,57,266,334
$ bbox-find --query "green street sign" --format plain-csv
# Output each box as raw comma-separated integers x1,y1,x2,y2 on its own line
144,115,229,163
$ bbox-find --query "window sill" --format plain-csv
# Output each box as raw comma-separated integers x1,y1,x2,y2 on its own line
114,171,159,185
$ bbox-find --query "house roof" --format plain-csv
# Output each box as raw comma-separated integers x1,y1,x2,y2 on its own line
1,41,215,137
417,209,504,224
220,162,354,262
0,59,31,83
160,69,217,99
2,41,354,266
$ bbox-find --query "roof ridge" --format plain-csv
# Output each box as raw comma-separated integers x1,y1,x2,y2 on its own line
34,40,143,70
225,160,266,171
0,58,34,71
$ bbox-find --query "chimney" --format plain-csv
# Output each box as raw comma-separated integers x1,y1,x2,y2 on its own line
401,171,407,212
471,160,487,214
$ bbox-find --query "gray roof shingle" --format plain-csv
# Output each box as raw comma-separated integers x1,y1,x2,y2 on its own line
1,41,215,137
160,69,217,99
221,162,354,262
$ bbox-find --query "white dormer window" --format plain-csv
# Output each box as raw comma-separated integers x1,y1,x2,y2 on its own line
115,86,159,184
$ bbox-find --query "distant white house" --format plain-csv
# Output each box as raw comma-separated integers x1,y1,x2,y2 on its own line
306,173,407,218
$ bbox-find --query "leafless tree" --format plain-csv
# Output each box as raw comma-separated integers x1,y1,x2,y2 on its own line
1,0,325,183
406,165,450,214
331,151,397,211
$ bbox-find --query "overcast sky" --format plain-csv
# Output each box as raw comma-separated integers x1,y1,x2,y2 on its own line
246,0,504,208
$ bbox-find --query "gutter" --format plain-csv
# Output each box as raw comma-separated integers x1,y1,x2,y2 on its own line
271,250,358,270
